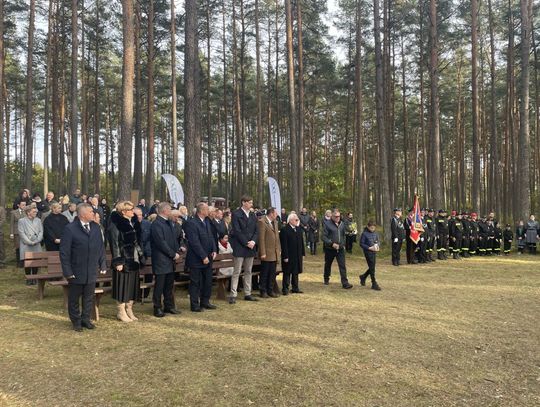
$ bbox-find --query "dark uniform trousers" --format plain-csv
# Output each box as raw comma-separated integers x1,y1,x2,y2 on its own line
153,272,175,310
391,239,403,265
361,251,377,283
68,281,95,326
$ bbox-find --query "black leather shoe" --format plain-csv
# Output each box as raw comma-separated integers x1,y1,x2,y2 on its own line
81,320,95,329
291,290,303,294
268,292,278,298
260,292,269,298
201,303,217,310
342,283,353,289
153,308,165,318
191,308,203,312
73,324,83,332
244,295,259,301
282,290,289,296
324,280,329,285
372,283,382,291
228,297,236,304
164,308,180,314
360,275,367,286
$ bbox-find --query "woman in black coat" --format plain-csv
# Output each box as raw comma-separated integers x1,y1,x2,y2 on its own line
43,203,69,251
307,211,320,255
279,214,305,295
108,201,143,323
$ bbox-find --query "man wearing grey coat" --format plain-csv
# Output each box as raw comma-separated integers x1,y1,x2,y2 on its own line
18,206,43,285
10,201,27,267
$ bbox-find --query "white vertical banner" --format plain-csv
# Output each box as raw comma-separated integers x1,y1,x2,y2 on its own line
268,177,282,217
161,174,184,206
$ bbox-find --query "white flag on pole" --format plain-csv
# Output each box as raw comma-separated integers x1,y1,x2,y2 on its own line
268,177,282,218
161,174,184,206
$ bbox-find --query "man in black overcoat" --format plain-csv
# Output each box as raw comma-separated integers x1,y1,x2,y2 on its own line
280,213,305,295
150,202,181,317
60,203,107,331
184,202,218,312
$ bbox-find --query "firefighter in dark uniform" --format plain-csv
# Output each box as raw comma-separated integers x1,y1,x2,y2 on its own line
425,208,437,262
404,209,418,264
390,208,405,266
468,213,479,255
493,222,502,255
416,208,428,263
436,209,449,260
461,212,471,258
486,218,495,255
503,224,513,255
449,211,464,260
478,216,488,255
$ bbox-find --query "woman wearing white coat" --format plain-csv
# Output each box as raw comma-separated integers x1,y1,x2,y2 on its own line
18,205,43,285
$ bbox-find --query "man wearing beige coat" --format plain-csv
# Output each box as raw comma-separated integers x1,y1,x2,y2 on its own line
257,207,281,298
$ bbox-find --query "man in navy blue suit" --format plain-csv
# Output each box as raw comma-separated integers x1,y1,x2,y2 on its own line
60,203,107,331
150,202,181,317
184,202,218,312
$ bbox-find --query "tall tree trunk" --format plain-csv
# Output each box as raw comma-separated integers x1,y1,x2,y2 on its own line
285,0,298,211
471,0,481,211
184,0,201,209
24,0,36,189
132,1,142,191
255,0,264,207
374,0,391,240
296,0,305,210
354,0,364,227
429,0,442,209
518,0,532,219
93,0,101,194
170,0,177,176
69,0,79,193
118,0,135,200
145,0,155,202
81,1,90,194
43,0,54,195
0,0,4,206
205,0,212,201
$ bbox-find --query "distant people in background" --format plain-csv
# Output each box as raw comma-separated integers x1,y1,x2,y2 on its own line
62,203,78,223
150,202,181,317
280,213,305,295
70,188,83,205
60,203,107,332
40,191,57,220
344,213,357,254
12,189,31,210
18,205,43,285
503,224,513,255
0,205,6,268
359,220,381,291
108,201,142,323
170,209,186,249
390,208,405,266
257,207,281,298
31,193,47,216
322,210,332,230
280,208,288,228
134,207,152,259
89,197,104,224
93,211,105,243
100,198,111,226
210,208,228,244
525,215,539,254
307,211,320,255
137,199,149,218
184,202,218,312
229,195,259,304
516,220,526,254
322,209,352,289
299,208,310,242
217,235,234,277
10,200,27,267
43,203,69,251
147,200,161,217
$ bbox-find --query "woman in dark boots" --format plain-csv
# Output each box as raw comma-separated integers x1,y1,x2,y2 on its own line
108,201,143,322
359,220,381,291
307,211,320,255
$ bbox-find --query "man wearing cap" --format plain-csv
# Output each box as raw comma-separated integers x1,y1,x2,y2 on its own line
404,209,418,264
486,217,496,255
461,212,471,258
436,209,449,260
478,216,488,255
390,208,405,266
449,211,464,260
425,209,437,262
468,213,479,255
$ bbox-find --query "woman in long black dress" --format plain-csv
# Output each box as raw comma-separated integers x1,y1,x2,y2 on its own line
42,203,69,251
108,201,143,322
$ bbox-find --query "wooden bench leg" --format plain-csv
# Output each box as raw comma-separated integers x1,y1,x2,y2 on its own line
37,280,46,300
93,294,100,321
216,279,227,301
62,286,69,310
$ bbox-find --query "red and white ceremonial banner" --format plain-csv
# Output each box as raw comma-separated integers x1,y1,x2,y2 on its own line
409,195,424,244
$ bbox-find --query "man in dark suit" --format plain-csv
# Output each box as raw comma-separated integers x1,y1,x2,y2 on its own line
210,208,228,243
184,202,218,312
60,203,107,331
150,202,181,317
390,208,405,266
229,195,259,304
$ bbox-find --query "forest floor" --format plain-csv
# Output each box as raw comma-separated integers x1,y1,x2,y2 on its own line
0,244,539,407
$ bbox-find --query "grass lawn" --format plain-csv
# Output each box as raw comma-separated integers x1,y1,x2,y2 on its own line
0,248,539,406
